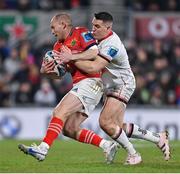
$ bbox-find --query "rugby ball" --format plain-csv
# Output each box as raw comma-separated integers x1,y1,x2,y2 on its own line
44,50,67,77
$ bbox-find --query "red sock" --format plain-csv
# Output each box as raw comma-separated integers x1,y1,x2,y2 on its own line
78,129,103,147
43,117,64,146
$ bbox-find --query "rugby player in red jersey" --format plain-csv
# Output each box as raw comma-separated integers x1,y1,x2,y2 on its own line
18,13,118,164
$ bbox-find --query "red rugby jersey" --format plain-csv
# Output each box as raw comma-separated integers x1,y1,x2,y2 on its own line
53,27,100,84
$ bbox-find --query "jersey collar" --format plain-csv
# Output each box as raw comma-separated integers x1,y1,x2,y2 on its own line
98,31,113,43
59,27,74,43
68,27,74,37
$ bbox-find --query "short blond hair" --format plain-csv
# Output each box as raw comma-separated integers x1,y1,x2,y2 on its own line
53,13,72,26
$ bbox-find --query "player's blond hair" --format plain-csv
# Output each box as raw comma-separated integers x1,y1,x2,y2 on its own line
53,13,72,26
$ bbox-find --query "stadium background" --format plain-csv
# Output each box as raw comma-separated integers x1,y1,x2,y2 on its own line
0,0,180,172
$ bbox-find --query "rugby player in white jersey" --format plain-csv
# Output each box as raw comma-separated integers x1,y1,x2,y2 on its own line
57,12,170,164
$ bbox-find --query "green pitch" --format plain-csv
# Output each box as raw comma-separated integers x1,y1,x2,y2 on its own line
0,139,179,173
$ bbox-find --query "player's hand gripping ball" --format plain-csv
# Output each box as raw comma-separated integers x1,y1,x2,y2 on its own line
44,51,67,77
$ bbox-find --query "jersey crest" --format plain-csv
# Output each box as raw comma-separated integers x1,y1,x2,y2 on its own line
71,39,77,46
81,32,94,42
108,46,119,58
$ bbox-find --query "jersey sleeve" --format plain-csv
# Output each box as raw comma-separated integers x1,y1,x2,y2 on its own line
79,28,97,50
98,44,119,62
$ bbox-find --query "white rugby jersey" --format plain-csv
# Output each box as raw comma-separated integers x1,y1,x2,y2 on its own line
98,31,135,88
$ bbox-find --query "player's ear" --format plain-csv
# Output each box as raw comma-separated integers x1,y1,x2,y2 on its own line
61,22,66,29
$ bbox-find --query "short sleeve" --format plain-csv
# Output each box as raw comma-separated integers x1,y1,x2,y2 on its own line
99,45,119,61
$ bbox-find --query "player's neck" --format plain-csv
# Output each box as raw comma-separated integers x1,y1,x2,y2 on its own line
98,30,113,42
64,26,73,40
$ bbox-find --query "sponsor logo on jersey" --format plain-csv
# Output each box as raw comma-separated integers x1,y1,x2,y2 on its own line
81,32,94,42
107,46,119,57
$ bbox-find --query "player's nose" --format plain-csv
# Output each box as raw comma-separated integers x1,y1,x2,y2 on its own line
92,26,96,31
92,29,96,33
52,31,56,36
51,29,55,34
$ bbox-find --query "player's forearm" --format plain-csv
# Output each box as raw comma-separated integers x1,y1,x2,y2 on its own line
72,48,98,61
41,72,60,79
75,61,99,74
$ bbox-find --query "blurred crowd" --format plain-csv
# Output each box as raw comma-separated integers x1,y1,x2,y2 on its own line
0,0,90,11
0,35,180,107
0,0,180,107
1,0,180,12
0,37,72,107
125,0,180,11
127,38,180,107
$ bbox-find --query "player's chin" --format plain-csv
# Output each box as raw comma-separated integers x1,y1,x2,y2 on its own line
92,33,98,39
93,35,98,40
91,32,95,36
57,36,62,41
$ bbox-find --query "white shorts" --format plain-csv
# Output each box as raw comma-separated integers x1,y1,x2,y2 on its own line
69,78,103,116
102,71,136,104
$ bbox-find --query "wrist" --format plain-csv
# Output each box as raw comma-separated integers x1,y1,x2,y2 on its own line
40,68,45,73
71,54,77,61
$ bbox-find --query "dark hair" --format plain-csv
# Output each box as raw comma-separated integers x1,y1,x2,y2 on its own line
94,12,113,22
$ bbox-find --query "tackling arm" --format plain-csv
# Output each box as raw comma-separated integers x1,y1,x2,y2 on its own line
74,55,109,74
57,45,98,63
71,46,98,61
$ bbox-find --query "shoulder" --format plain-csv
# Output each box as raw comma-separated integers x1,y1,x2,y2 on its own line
74,27,95,43
109,32,121,43
99,33,121,56
102,32,121,47
72,27,91,38
74,27,89,33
